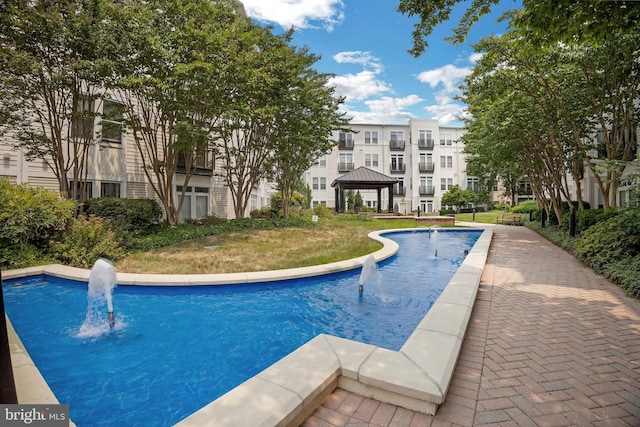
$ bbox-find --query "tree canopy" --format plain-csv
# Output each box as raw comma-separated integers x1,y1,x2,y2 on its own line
459,6,640,218
398,0,640,56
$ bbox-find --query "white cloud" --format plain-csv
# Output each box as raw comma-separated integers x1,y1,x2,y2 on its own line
469,52,484,63
333,51,375,66
328,71,391,102
415,63,474,124
416,64,472,92
242,0,345,31
342,95,424,124
424,101,467,124
327,51,390,102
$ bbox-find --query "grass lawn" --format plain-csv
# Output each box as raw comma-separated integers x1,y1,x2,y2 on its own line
456,209,533,224
115,216,420,274
114,212,503,275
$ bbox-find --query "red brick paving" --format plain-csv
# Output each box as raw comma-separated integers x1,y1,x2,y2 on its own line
302,225,640,426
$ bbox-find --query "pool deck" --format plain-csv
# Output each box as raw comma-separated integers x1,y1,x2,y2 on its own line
304,223,640,426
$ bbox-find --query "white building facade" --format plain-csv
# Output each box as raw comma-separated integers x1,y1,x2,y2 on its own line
0,99,273,222
304,119,475,214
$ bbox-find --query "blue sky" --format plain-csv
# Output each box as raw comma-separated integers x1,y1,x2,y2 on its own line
240,0,521,126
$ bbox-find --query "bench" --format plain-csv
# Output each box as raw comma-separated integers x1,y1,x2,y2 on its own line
496,212,522,225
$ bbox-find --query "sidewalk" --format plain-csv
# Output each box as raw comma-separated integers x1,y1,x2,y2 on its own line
304,225,640,426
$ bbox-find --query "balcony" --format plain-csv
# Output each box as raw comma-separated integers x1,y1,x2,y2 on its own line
389,140,405,151
393,185,406,196
419,185,435,196
390,164,406,174
418,138,434,150
177,151,213,176
338,139,354,150
419,162,435,173
338,162,355,173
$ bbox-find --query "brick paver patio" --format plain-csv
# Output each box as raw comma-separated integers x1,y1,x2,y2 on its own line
303,224,640,426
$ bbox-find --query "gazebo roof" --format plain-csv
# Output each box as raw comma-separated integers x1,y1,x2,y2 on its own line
331,166,398,189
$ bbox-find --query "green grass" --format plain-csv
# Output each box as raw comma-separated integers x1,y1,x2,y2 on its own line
115,215,420,274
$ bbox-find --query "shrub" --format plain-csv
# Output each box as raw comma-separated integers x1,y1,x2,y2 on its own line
561,208,621,234
313,204,334,218
548,200,591,226
184,214,225,226
511,200,538,214
0,179,76,248
605,255,640,298
574,209,640,273
84,197,162,233
0,243,52,269
439,209,456,216
50,216,125,268
250,206,278,219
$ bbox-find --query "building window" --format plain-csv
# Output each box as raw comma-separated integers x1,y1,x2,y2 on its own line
315,156,326,167
440,133,452,146
440,155,452,168
440,178,453,190
390,131,404,142
467,177,480,193
419,130,432,143
338,153,354,172
338,132,354,149
390,154,404,172
69,180,93,200
312,177,326,190
177,186,209,222
364,131,378,144
365,153,379,167
101,100,124,144
101,182,121,198
420,199,433,213
71,95,95,140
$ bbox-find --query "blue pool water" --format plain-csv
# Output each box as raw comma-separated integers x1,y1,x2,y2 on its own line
3,229,481,427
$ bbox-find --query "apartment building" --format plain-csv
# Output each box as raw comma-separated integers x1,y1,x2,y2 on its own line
0,99,273,221
304,119,479,214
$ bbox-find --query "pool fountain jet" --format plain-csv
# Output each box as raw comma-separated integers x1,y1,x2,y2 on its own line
429,225,439,257
79,258,118,336
358,255,380,297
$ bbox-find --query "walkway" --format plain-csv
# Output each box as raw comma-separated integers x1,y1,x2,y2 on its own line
303,224,640,426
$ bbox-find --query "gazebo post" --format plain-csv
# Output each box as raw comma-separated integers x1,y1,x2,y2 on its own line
334,187,340,213
388,184,394,213
377,188,382,213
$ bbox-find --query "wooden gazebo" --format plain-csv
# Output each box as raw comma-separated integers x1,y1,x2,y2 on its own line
331,166,398,213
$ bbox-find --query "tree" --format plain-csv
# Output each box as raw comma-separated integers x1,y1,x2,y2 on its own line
104,0,238,224
441,185,477,212
264,43,350,219
397,0,640,57
0,0,108,205
354,191,363,213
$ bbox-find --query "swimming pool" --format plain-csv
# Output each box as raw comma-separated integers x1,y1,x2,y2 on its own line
3,229,481,426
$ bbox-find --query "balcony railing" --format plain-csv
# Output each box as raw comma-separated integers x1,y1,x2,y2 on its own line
338,162,355,172
419,185,435,196
177,151,213,176
418,138,434,150
338,140,354,150
390,164,406,174
389,140,405,151
393,185,406,196
419,162,435,173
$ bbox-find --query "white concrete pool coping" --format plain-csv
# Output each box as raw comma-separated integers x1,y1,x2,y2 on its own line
4,227,492,427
